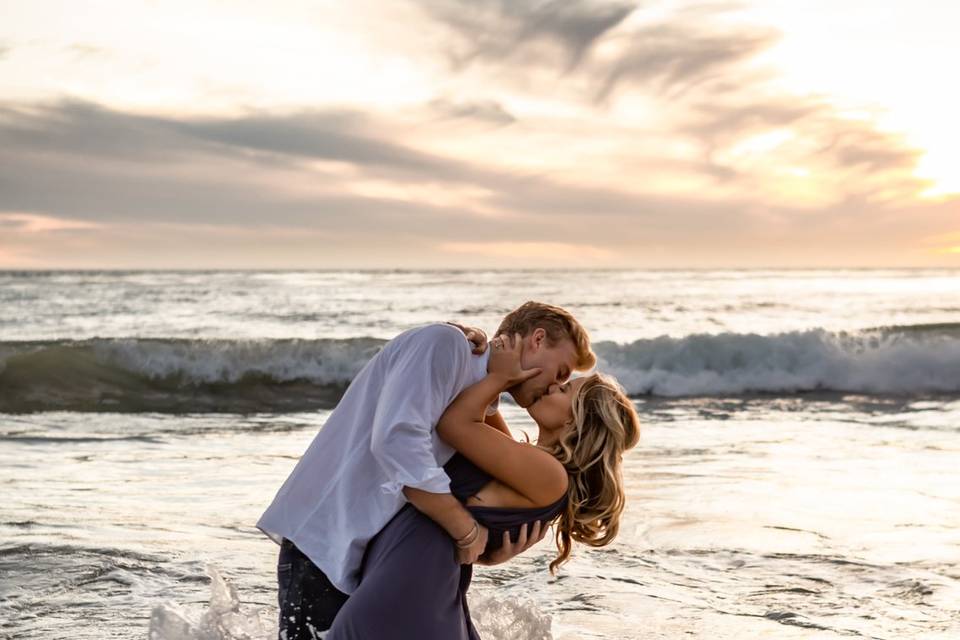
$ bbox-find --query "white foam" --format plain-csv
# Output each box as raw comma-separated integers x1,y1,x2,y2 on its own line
470,592,554,639
595,327,960,396
6,323,959,399
147,565,554,640
148,565,272,640
93,338,384,385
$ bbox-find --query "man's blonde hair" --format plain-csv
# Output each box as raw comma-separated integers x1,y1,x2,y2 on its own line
496,301,596,371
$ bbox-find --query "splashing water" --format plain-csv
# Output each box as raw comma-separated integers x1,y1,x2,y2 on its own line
148,565,272,640
147,565,554,640
470,593,553,640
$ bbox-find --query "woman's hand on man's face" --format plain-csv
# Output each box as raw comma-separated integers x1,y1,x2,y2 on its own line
489,333,542,389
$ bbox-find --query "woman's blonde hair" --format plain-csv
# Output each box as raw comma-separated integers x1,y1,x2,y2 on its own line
533,372,641,575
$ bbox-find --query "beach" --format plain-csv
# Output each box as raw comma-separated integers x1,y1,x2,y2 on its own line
2,269,959,639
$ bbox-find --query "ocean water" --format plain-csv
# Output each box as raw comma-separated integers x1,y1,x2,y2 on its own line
1,269,959,639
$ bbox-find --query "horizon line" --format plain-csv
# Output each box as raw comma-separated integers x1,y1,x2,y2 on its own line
1,266,958,273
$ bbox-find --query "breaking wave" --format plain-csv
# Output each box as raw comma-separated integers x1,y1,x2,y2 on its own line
1,322,958,412
0,337,384,413
597,321,960,397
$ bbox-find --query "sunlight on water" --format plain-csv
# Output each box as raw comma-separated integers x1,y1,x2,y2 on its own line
3,269,959,639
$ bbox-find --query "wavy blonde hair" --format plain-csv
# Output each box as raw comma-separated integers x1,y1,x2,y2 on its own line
529,372,642,575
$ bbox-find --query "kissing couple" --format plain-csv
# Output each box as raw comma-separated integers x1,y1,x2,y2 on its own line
256,301,641,638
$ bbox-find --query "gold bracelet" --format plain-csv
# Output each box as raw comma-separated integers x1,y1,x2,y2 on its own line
454,521,479,548
455,521,478,547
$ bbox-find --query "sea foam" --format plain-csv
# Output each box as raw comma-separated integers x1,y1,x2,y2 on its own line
147,565,553,640
597,323,960,396
1,322,958,413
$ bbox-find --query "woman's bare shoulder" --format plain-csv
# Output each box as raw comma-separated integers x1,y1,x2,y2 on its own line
518,444,569,506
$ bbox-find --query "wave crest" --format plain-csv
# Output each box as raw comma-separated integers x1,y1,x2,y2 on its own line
596,322,960,396
0,337,384,413
1,322,958,412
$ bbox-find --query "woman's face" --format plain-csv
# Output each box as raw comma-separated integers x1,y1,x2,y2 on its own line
527,376,589,432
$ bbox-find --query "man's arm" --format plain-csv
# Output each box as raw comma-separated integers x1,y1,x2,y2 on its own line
401,486,487,557
368,324,489,562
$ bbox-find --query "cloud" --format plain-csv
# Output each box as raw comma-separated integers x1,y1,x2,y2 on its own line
0,212,101,232
173,110,459,174
439,240,619,264
0,82,956,268
413,0,781,105
409,0,929,203
0,211,102,268
0,100,215,162
684,96,921,176
65,43,109,59
683,96,826,145
0,99,511,187
414,0,636,72
591,23,779,103
673,93,931,207
813,119,920,174
919,230,960,255
0,96,780,266
0,219,368,269
426,97,517,126
407,0,930,208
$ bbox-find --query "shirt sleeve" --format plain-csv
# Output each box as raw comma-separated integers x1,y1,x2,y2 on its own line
370,324,471,497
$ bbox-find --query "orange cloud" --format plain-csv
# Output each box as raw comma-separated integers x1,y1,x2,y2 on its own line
918,230,960,255
439,241,617,265
0,212,101,233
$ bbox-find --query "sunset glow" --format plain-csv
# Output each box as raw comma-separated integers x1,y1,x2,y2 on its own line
1,0,957,268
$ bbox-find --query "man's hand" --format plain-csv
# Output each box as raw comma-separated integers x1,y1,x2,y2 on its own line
447,322,488,355
476,520,548,566
455,523,490,564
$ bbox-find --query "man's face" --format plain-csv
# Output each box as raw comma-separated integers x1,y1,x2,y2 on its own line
507,329,579,408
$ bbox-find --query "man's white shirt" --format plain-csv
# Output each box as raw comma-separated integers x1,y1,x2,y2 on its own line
256,323,497,595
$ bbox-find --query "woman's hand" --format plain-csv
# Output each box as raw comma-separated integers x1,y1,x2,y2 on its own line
447,322,488,355
488,333,541,388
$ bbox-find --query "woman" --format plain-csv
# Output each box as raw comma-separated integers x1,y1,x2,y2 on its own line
324,332,642,639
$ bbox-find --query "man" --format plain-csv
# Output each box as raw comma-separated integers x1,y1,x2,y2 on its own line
256,301,596,638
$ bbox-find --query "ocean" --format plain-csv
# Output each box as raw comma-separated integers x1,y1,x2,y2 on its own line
1,269,958,639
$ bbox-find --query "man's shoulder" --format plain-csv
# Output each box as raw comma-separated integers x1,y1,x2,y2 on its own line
391,323,472,369
401,322,469,347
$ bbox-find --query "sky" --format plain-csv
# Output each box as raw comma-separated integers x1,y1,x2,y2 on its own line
0,0,957,269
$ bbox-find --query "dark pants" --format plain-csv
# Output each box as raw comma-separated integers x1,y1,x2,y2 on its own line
277,537,350,639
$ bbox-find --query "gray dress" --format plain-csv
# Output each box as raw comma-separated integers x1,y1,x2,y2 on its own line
325,452,567,639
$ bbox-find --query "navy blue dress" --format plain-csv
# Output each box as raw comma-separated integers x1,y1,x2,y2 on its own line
325,452,567,639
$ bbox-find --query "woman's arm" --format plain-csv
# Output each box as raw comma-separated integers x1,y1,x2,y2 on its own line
483,410,513,438
437,370,567,508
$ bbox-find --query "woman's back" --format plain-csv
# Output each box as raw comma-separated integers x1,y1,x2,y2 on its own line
445,452,566,553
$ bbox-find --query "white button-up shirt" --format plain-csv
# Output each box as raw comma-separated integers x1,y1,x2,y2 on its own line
256,322,496,594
